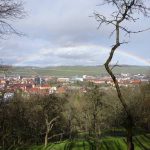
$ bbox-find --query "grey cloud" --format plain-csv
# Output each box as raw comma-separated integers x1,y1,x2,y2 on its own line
15,0,108,45
0,0,149,66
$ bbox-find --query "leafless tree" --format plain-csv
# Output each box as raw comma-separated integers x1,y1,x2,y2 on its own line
44,114,59,147
94,0,150,150
0,0,25,38
0,0,25,99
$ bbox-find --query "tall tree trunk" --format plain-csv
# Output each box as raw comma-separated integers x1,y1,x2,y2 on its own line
44,116,50,148
44,115,59,147
44,117,50,148
104,25,135,150
127,127,134,150
94,1,150,150
44,131,48,148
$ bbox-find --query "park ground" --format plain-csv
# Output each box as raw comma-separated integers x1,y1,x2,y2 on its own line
18,134,150,150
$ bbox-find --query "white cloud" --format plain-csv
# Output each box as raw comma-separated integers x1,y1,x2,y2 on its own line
0,0,150,66
12,44,150,66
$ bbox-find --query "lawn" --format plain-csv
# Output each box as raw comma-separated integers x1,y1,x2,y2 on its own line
28,134,150,150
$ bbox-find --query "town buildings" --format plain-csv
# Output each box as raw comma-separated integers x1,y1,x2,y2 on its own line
0,73,149,100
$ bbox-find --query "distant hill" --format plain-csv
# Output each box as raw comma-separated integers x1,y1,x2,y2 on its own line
0,65,149,77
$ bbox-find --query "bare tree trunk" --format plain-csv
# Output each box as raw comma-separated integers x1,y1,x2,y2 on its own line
104,23,134,150
44,115,59,147
126,117,134,150
94,1,150,150
127,127,134,150
44,118,51,148
104,14,134,150
104,42,134,150
44,130,48,148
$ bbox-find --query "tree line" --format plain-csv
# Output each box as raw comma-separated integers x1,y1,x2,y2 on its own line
0,83,149,149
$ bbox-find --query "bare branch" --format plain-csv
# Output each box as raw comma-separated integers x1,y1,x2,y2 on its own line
110,61,120,71
0,0,25,37
93,3,150,149
48,133,64,140
94,0,150,38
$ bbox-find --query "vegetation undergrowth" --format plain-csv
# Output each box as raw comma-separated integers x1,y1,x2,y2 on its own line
15,134,150,150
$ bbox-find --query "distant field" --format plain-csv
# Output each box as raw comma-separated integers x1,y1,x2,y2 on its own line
0,66,150,77
24,134,150,150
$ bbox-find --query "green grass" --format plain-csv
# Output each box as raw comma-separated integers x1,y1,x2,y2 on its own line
1,65,150,77
27,134,150,150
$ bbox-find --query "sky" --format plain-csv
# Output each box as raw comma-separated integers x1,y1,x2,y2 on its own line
0,0,150,66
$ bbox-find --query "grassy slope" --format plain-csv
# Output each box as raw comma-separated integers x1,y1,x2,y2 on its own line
2,66,150,77
28,134,150,150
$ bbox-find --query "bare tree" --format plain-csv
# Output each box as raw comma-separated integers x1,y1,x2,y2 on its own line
0,0,25,99
93,0,150,150
40,95,65,147
0,0,25,37
44,114,59,147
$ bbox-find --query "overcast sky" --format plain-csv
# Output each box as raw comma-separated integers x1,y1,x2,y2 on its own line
0,0,150,66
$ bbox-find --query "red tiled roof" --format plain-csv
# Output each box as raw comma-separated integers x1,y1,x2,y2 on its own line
57,87,66,94
131,80,141,84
